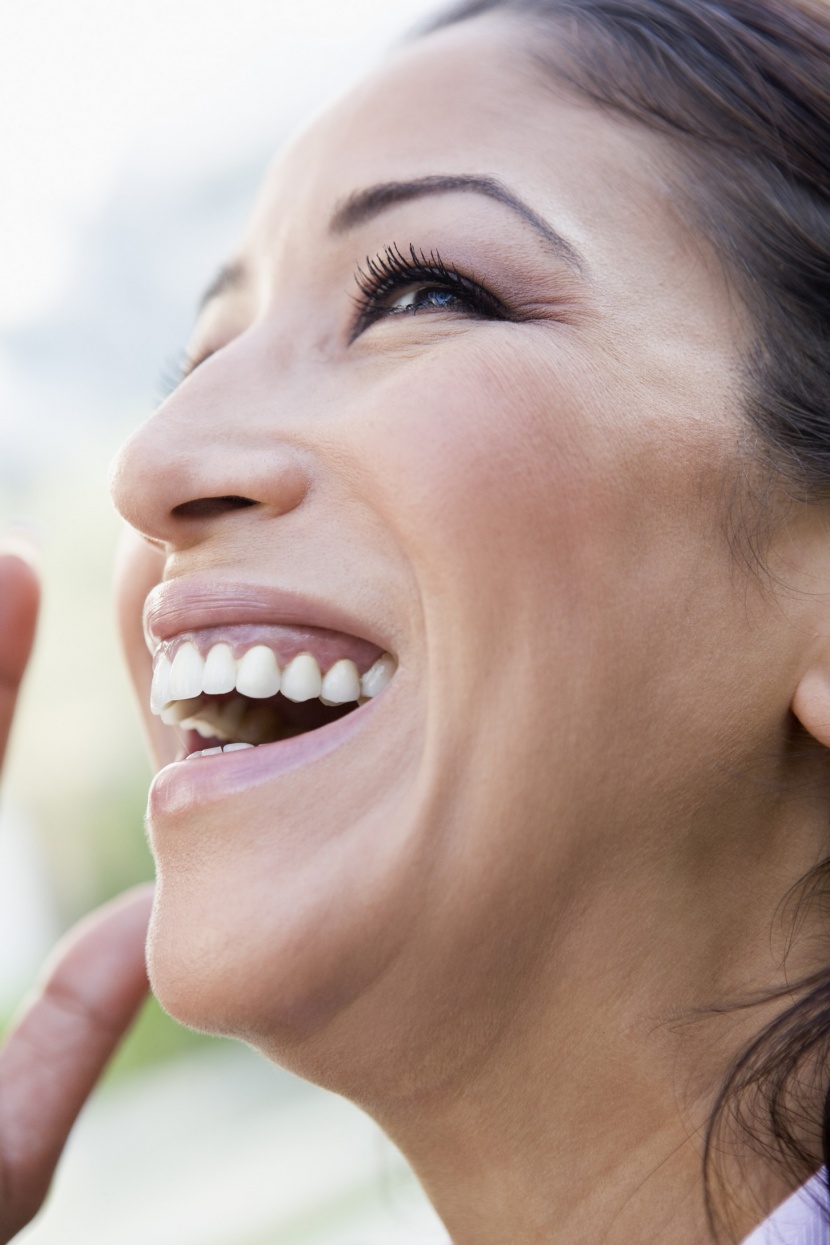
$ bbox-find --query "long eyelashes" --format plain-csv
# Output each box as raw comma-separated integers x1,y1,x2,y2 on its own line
351,242,507,337
155,349,202,404
157,244,505,403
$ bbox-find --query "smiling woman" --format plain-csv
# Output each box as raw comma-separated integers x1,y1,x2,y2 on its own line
4,1,830,1243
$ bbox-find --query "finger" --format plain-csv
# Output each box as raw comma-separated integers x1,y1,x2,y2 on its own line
0,886,152,1240
0,547,40,768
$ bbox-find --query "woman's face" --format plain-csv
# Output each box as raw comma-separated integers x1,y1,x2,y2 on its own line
112,15,791,1091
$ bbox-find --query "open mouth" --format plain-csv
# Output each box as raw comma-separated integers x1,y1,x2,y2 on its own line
149,626,397,759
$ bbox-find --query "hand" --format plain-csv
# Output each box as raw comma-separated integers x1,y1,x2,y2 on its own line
0,547,152,1242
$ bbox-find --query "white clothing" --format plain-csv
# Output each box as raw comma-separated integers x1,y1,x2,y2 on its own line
743,1171,830,1243
421,1169,830,1243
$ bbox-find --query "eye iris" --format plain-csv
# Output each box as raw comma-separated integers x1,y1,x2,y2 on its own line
391,286,460,314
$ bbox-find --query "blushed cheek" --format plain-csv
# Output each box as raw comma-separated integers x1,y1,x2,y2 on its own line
349,343,623,617
346,334,736,699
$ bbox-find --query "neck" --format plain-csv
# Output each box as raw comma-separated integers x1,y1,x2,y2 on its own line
371,801,829,1245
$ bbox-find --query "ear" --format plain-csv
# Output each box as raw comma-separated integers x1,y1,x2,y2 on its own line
792,660,830,749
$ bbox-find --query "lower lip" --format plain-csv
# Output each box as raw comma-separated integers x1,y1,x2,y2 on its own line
149,696,382,818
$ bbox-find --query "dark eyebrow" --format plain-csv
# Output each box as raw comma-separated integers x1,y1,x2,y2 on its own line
199,259,248,310
330,174,584,272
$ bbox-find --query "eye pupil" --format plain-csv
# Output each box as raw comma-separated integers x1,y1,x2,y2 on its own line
352,244,505,339
392,286,460,314
426,289,455,308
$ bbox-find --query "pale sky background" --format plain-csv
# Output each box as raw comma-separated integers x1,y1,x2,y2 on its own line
0,0,438,327
0,0,440,479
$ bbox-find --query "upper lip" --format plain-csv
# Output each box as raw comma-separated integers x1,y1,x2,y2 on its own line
143,578,395,655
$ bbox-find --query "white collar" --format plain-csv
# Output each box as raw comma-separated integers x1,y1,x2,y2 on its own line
425,1171,830,1245
741,1170,829,1244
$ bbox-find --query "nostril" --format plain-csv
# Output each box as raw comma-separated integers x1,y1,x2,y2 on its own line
171,496,259,520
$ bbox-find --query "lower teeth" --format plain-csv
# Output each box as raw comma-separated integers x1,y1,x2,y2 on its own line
188,742,256,760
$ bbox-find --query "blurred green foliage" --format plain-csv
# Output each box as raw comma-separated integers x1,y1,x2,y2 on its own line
105,995,232,1084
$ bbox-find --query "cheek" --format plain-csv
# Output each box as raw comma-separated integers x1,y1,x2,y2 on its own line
345,336,645,642
342,330,740,792
353,329,734,597
357,346,561,553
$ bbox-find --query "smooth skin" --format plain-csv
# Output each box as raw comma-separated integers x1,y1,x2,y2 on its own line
7,10,830,1245
110,14,830,1245
0,550,151,1243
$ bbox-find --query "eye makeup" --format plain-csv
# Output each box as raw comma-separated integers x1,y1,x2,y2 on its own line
157,228,558,403
350,242,509,339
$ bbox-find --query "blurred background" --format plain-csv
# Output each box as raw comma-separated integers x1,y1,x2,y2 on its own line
0,2,447,1241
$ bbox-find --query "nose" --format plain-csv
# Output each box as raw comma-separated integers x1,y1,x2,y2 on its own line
110,358,311,547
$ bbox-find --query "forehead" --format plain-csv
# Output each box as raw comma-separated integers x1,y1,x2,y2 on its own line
244,15,673,264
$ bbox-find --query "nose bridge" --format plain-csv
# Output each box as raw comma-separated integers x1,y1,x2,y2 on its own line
110,342,313,544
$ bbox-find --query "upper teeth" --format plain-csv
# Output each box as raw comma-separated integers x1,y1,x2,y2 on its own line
150,642,396,719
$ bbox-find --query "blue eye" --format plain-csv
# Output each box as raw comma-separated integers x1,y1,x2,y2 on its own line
388,286,465,314
351,242,507,338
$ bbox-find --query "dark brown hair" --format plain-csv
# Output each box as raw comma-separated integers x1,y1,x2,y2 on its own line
421,0,830,1235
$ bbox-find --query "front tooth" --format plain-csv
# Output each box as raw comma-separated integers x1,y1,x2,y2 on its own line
203,643,238,695
150,654,173,714
236,646,281,698
360,653,396,699
223,742,254,752
320,659,360,705
170,642,205,701
161,696,203,725
280,653,322,702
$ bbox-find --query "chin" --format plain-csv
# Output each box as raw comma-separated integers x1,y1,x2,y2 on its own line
143,797,427,1082
134,602,429,1062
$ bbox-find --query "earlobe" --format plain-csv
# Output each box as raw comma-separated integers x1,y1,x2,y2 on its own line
792,665,830,749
